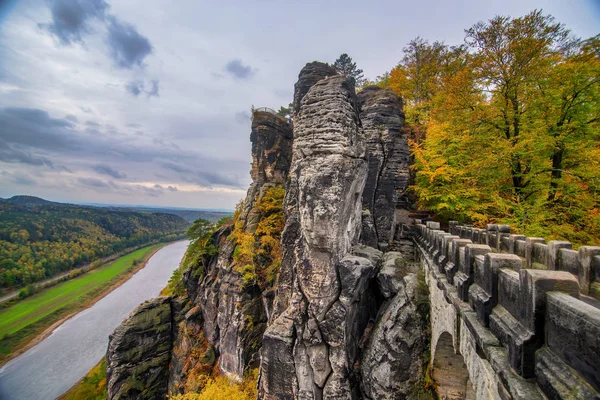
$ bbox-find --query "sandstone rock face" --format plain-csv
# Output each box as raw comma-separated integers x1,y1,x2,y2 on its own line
358,86,408,250
250,111,293,185
107,60,424,400
107,106,292,397
171,110,292,387
292,61,338,115
360,256,428,400
106,297,172,400
259,71,373,399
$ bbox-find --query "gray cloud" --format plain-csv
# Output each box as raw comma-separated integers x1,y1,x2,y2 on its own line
39,1,153,71
80,106,93,114
107,16,153,69
85,120,100,127
39,0,109,45
224,59,254,79
65,114,79,122
167,185,178,192
125,80,143,96
235,111,250,124
78,176,110,188
93,164,126,179
161,161,193,174
126,79,160,98
0,108,75,150
1,171,38,186
0,107,248,195
147,80,159,98
162,160,240,187
182,171,240,188
0,139,55,168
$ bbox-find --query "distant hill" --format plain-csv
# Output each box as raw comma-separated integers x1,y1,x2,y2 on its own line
108,207,232,223
3,195,55,205
0,198,190,288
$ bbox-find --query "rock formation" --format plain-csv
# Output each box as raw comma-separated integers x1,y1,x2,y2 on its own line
106,61,429,400
257,63,425,400
357,86,408,251
106,297,172,400
167,109,292,393
292,61,338,115
360,253,429,399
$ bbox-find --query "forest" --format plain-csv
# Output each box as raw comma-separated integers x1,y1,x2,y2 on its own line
364,10,599,245
0,196,189,288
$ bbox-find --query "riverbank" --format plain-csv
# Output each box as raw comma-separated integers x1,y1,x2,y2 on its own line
0,238,186,305
0,242,171,366
59,358,106,400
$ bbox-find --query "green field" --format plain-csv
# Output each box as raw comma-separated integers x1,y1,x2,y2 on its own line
0,244,162,340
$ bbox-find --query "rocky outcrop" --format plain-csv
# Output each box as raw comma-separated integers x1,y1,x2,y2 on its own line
292,61,338,115
107,107,292,398
358,86,408,251
106,297,172,400
251,111,293,184
106,60,423,400
168,110,292,392
360,253,428,399
259,68,376,399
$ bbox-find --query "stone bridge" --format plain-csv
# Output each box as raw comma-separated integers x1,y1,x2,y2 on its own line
414,221,600,399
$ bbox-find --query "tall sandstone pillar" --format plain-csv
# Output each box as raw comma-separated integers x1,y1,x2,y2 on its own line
259,64,368,399
357,86,408,250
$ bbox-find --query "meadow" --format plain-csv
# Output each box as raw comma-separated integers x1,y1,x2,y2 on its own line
0,243,163,362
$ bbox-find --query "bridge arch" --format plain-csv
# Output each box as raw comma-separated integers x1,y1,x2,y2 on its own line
432,331,472,399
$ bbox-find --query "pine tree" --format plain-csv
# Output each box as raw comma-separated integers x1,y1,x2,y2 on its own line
333,53,365,86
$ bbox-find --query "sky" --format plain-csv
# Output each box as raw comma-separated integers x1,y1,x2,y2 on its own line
0,0,598,210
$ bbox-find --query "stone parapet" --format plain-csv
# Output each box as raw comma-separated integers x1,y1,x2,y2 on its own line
415,222,600,399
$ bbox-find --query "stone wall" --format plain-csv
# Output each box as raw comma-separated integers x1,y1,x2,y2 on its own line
416,221,600,399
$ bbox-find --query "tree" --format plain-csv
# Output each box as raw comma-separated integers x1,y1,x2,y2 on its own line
333,53,365,86
464,10,572,203
186,218,213,242
412,10,600,244
276,103,293,119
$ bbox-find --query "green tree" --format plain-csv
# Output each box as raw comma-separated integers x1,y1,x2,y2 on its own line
186,218,213,242
276,103,292,119
333,53,365,86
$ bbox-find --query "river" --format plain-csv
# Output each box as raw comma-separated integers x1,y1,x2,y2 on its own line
0,240,188,400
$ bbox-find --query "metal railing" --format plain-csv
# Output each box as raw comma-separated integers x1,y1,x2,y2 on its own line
254,107,277,114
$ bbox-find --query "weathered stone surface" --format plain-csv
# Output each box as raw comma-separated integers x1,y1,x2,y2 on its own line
377,251,417,299
106,297,172,400
250,111,293,185
470,253,522,326
357,86,407,249
536,347,600,400
109,87,294,396
545,291,600,392
360,273,428,400
259,71,369,399
175,105,293,382
416,221,600,398
292,61,338,115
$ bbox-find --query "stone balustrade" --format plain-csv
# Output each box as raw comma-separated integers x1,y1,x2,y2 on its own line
415,220,600,399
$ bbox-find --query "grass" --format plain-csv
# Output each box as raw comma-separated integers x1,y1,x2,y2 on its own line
59,358,107,400
0,243,164,363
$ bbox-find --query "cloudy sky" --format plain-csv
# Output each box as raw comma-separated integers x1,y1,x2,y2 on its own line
0,0,598,210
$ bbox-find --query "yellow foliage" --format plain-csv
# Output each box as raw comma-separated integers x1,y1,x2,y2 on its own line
169,370,258,400
230,186,285,288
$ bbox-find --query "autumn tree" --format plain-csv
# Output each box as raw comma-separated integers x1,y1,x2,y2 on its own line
412,10,600,244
